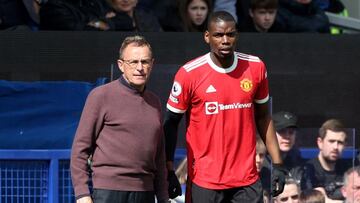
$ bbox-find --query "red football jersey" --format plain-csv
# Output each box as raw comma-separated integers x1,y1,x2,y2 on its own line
167,52,269,189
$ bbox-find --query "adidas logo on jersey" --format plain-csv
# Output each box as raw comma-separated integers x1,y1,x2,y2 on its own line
206,85,216,93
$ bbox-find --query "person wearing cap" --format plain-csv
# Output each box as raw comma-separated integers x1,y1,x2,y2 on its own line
261,111,304,193
272,111,304,171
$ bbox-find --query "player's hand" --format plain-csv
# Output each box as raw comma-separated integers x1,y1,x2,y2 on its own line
76,196,93,203
168,170,182,199
271,164,288,197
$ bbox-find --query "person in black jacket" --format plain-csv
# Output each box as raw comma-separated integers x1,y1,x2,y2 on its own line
40,0,162,31
0,0,33,30
276,0,330,33
302,119,353,201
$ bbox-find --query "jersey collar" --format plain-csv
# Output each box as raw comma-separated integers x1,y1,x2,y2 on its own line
206,52,237,73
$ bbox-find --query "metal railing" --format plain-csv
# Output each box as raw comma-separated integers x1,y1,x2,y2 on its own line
0,147,357,202
326,11,360,33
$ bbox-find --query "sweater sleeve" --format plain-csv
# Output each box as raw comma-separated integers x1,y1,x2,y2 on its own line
70,88,105,198
154,109,169,201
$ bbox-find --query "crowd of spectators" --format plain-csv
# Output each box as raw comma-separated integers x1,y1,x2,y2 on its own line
0,0,349,33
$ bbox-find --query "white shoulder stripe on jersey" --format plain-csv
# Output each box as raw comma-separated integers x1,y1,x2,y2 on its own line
167,103,187,114
183,55,207,70
254,95,269,104
185,60,207,72
237,56,261,63
235,53,260,62
236,52,260,59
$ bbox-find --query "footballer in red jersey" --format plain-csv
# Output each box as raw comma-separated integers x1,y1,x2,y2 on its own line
164,11,286,203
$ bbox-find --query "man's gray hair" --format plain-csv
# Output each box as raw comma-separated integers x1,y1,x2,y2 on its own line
343,166,360,186
119,35,153,59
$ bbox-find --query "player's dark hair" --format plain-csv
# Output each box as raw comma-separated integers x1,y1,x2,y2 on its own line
207,11,236,30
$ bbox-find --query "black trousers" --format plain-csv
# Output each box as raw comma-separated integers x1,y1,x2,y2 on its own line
92,189,155,203
191,179,263,203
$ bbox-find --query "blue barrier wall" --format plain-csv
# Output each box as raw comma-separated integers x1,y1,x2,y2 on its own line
0,78,107,149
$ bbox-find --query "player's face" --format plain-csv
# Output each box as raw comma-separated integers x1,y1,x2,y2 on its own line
187,0,208,26
250,8,277,32
274,183,299,203
204,20,237,59
118,44,153,91
276,128,296,152
342,172,360,203
317,130,346,162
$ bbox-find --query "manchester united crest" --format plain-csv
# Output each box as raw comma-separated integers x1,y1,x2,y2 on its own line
240,78,253,92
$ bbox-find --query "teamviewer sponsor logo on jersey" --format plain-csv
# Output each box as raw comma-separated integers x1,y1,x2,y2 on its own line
205,102,252,115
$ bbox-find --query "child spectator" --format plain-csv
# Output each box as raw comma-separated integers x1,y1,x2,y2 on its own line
178,0,212,32
239,0,284,32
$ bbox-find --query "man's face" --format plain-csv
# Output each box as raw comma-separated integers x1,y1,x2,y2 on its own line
118,44,153,91
342,171,360,203
250,8,277,32
111,0,137,13
274,183,299,203
187,0,209,26
318,130,346,162
276,128,296,152
204,20,237,59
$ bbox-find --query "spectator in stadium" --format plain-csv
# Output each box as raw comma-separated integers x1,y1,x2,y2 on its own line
70,35,169,203
299,189,325,203
0,0,37,30
276,0,330,33
262,111,304,188
213,0,237,22
40,0,162,31
313,0,348,34
341,166,360,203
302,119,352,201
273,111,304,170
313,0,346,16
239,0,284,32
256,136,272,203
178,0,213,32
273,177,301,203
164,10,287,202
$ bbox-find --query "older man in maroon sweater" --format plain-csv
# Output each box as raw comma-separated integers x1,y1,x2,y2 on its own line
71,35,169,203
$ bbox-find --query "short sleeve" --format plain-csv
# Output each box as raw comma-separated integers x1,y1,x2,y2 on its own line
254,60,269,104
166,67,191,113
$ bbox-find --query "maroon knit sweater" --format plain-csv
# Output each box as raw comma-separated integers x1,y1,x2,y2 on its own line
70,77,168,201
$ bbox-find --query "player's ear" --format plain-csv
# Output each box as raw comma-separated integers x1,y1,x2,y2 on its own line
204,31,210,44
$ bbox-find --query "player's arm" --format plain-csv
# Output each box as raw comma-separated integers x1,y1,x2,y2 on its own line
163,110,183,170
255,102,287,197
163,109,183,199
254,102,282,164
